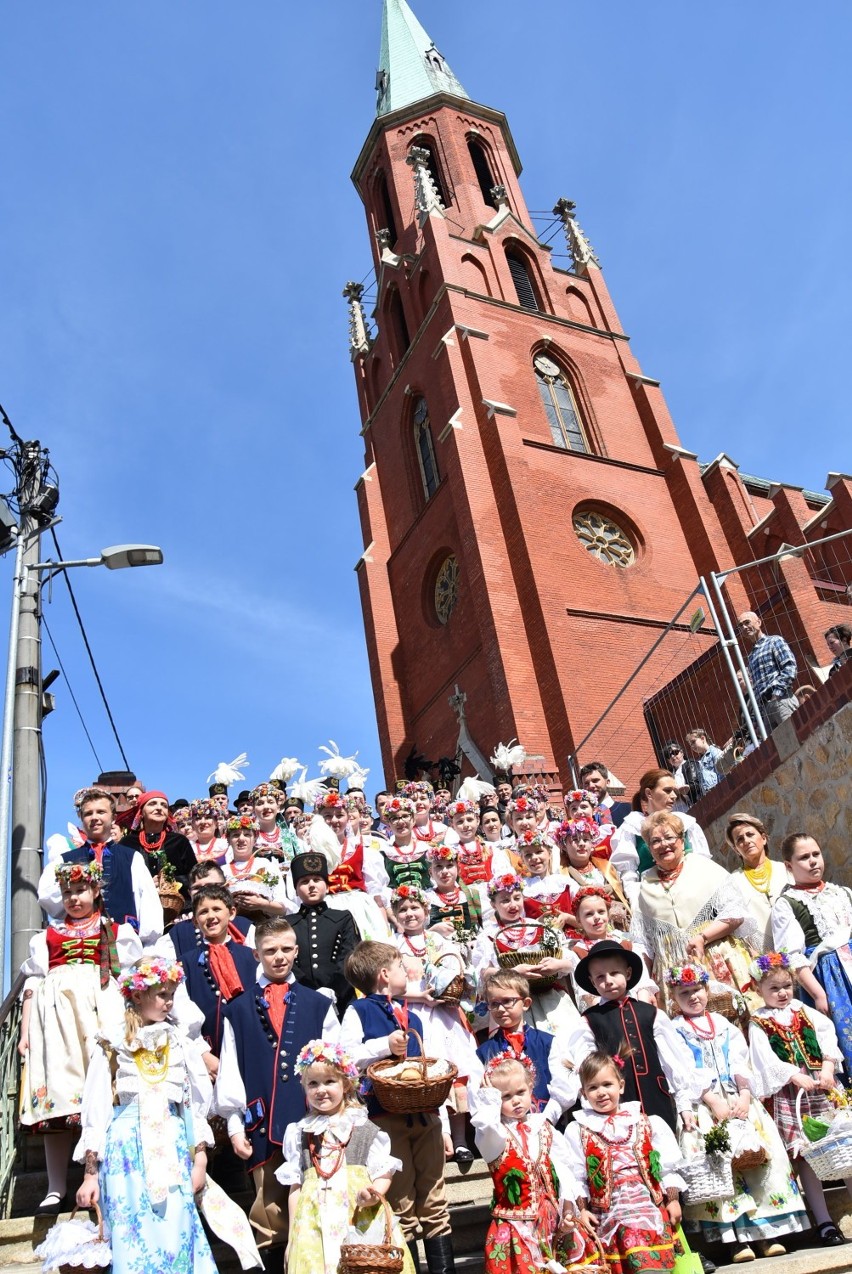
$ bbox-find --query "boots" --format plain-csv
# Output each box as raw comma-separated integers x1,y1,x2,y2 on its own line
423,1234,456,1274
407,1238,423,1273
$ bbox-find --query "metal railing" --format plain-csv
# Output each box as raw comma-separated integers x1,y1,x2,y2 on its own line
0,972,23,1218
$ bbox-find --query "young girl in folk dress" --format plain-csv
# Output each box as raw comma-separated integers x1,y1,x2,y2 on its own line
75,957,218,1274
554,820,630,931
563,1049,688,1274
471,1056,588,1274
748,952,852,1248
311,788,391,940
277,1040,415,1274
471,875,579,1036
667,964,807,1262
425,843,491,939
18,861,140,1211
565,888,656,1011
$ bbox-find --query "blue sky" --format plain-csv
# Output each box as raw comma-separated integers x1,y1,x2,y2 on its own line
0,1,849,840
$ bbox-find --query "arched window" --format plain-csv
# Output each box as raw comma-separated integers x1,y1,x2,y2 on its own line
467,137,496,208
506,249,538,311
412,140,451,208
388,289,410,361
534,353,589,453
413,396,440,499
376,171,398,247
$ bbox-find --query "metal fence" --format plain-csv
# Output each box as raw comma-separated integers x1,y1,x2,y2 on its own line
568,528,852,798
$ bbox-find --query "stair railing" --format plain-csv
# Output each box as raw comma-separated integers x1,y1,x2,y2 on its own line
0,972,24,1217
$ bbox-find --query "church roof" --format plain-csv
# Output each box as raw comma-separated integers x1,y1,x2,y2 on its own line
376,0,470,117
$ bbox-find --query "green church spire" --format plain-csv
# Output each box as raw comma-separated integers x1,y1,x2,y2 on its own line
376,0,470,117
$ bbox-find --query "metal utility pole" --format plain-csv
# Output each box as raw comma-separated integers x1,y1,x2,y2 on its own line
10,442,45,977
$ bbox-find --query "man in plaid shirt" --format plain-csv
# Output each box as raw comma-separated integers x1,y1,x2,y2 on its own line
738,611,799,729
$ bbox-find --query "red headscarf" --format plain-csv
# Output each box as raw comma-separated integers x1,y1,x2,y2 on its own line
131,791,175,832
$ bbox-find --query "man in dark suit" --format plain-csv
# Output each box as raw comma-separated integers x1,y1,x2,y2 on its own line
579,761,632,828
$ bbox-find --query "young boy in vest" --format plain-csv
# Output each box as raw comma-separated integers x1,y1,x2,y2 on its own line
476,970,576,1120
567,939,699,1131
215,917,339,1260
340,940,456,1274
288,851,360,1011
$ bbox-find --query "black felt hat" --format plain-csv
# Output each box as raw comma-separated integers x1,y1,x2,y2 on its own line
290,852,329,885
573,939,644,995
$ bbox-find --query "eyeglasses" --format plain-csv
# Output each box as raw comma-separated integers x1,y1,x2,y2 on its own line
488,997,523,1010
648,834,682,849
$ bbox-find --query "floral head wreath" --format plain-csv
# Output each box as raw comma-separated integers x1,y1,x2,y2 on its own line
487,872,524,899
226,814,259,834
507,794,539,815
427,843,458,864
384,796,415,817
554,817,598,847
447,799,477,817
313,789,347,812
189,799,218,820
55,860,103,887
515,829,546,853
403,780,434,798
119,957,185,1000
484,1052,537,1083
664,964,710,988
572,885,611,911
251,782,278,802
749,951,793,983
565,788,596,807
295,1039,359,1080
390,884,428,909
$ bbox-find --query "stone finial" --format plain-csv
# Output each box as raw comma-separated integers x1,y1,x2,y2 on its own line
490,183,509,210
406,146,445,224
553,197,600,274
342,282,372,357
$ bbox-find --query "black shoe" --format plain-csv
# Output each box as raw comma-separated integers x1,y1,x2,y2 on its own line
453,1145,474,1163
423,1234,455,1274
407,1239,422,1273
816,1222,845,1246
698,1255,717,1274
36,1192,67,1216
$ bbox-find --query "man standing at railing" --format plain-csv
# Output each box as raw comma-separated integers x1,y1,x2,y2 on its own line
737,611,799,730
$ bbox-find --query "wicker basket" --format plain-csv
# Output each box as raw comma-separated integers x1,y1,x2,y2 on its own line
338,1197,404,1274
496,921,562,992
706,982,749,1025
680,1146,734,1205
795,1089,852,1181
367,1029,458,1115
57,1204,107,1274
729,1119,768,1172
433,953,465,1006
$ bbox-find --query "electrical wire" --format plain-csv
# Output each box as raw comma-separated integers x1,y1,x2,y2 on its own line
40,613,104,772
48,527,130,769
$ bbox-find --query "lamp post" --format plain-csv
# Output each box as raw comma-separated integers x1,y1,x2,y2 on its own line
0,541,163,988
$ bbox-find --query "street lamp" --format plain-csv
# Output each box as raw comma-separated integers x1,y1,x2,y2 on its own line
0,541,164,988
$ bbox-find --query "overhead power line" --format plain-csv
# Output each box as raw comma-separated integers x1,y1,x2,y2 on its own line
41,613,104,772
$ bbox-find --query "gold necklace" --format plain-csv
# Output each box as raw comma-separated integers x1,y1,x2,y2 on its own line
134,1039,170,1085
743,859,773,895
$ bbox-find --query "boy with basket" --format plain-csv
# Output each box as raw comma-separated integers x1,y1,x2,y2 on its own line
340,940,457,1274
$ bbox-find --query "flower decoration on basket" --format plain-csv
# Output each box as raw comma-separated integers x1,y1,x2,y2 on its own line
118,957,185,1000
748,951,792,981
55,860,103,887
226,814,259,834
664,964,710,988
391,884,428,907
427,843,458,864
487,873,524,899
703,1121,731,1156
295,1039,359,1080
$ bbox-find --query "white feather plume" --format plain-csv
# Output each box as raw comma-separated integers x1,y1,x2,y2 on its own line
347,764,370,790
317,740,360,780
269,757,303,784
307,813,342,870
206,752,249,786
289,768,327,807
457,776,496,804
489,740,526,772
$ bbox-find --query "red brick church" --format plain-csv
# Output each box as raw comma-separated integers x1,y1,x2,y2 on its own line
345,0,852,793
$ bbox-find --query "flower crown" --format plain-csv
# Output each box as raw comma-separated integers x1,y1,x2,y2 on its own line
119,957,185,1000
295,1039,359,1080
384,797,415,817
565,788,596,807
403,781,434,798
390,884,428,908
664,964,710,988
251,782,277,801
55,860,103,887
749,951,793,982
226,814,258,834
314,789,346,811
447,799,476,817
189,799,218,820
572,885,611,911
507,795,539,814
484,1053,536,1083
554,817,598,846
427,843,458,864
487,873,524,899
516,829,545,852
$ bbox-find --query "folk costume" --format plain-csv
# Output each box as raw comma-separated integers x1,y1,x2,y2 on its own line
289,851,361,1010
771,879,852,1072
748,998,843,1154
122,792,197,894
168,924,258,1056
38,840,163,946
476,1023,578,1121
471,918,580,1036
471,1086,587,1274
563,1101,687,1274
323,832,391,942
610,810,711,896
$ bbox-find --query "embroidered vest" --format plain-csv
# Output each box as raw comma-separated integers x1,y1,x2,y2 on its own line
328,840,367,894
350,995,427,1117
490,1121,558,1222
581,1115,663,1210
62,844,138,932
584,999,676,1129
476,1026,553,1109
456,840,492,886
381,849,431,891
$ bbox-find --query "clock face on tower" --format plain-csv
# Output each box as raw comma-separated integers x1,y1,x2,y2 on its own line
434,555,460,624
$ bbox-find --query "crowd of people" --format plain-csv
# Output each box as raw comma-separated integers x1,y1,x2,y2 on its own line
17,748,852,1274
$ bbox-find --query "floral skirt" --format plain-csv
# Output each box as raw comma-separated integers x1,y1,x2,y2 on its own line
591,1179,679,1274
288,1165,415,1274
101,1102,217,1274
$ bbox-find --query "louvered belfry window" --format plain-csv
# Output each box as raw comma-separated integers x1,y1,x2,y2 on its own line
506,251,538,311
413,396,440,499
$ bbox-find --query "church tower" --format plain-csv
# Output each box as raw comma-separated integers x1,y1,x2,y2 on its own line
346,0,745,787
